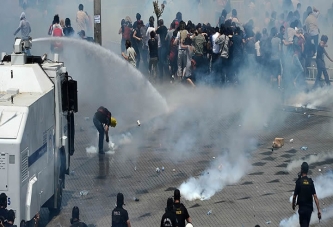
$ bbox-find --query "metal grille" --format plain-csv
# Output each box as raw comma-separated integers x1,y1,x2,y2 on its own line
21,148,29,182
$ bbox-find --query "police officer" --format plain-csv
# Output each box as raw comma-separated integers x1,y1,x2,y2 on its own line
93,106,117,154
70,206,88,227
4,210,15,227
160,198,178,227
292,162,321,227
111,193,131,227
0,193,8,222
173,189,191,227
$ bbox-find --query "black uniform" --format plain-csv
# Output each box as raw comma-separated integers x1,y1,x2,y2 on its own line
173,202,190,227
294,176,316,227
111,206,129,227
0,208,8,221
70,220,88,227
160,209,178,227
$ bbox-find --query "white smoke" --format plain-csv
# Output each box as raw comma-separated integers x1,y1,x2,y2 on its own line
179,154,251,201
286,152,333,172
287,87,333,109
171,78,284,201
85,131,132,154
280,204,333,227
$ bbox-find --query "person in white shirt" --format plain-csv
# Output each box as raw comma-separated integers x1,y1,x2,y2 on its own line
173,21,188,80
211,27,221,78
122,40,137,67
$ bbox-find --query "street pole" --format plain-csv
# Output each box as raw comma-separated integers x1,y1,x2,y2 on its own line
94,0,102,45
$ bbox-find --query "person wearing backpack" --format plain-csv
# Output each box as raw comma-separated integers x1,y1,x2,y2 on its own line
173,189,191,227
70,206,88,227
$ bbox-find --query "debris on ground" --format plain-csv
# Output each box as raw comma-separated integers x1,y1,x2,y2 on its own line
273,138,284,148
80,190,89,196
300,146,308,151
289,139,294,143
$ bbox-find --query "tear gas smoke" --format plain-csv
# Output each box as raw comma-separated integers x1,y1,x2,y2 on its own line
286,152,333,172
85,132,132,154
179,154,251,201
288,87,333,109
289,171,333,203
280,203,333,227
148,79,285,201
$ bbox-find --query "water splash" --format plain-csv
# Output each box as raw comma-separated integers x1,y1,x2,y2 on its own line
32,37,168,128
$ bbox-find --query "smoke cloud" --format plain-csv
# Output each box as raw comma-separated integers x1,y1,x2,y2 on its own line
286,152,333,172
280,203,333,227
146,78,285,201
179,154,251,201
287,87,333,109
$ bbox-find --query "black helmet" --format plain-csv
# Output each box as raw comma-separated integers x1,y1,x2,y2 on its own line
0,193,7,208
301,162,309,174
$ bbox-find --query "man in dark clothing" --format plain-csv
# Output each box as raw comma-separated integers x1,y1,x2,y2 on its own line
160,198,178,227
313,35,333,89
70,206,88,227
93,106,116,154
4,210,15,227
292,162,321,227
173,189,191,227
133,13,141,29
112,193,131,227
156,19,168,81
148,31,159,82
0,193,8,222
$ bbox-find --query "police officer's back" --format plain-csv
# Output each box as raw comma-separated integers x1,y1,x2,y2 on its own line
292,162,321,227
173,189,191,227
0,193,8,222
161,198,178,227
4,210,16,227
112,193,131,227
70,206,88,227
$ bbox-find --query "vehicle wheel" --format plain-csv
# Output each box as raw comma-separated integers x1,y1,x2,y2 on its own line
48,179,63,215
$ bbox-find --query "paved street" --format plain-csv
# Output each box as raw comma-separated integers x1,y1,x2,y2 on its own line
37,101,333,227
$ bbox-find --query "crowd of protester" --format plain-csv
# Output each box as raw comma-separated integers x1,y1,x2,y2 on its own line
119,0,333,92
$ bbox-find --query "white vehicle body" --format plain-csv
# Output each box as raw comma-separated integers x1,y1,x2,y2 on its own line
0,38,77,225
